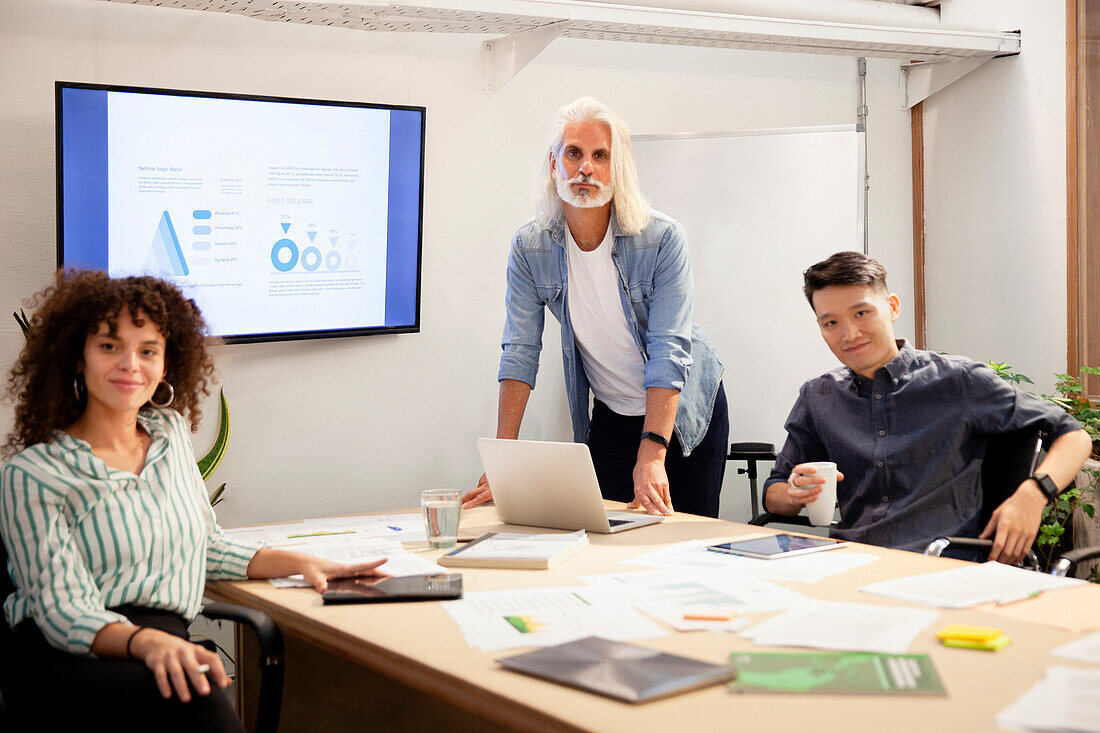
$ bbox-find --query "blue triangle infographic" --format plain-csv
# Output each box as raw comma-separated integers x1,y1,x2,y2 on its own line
150,210,189,276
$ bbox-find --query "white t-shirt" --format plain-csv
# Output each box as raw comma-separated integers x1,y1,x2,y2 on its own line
565,225,648,416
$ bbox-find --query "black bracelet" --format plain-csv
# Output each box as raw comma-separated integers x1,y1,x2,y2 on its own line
640,431,669,448
126,626,150,659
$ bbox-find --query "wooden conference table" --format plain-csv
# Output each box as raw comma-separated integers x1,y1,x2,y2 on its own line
207,503,1099,733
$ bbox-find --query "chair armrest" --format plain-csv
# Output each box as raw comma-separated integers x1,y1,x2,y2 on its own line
1051,546,1100,577
200,601,284,733
748,513,812,527
923,537,1039,571
201,602,284,663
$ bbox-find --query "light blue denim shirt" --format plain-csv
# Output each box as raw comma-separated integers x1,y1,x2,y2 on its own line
497,209,724,455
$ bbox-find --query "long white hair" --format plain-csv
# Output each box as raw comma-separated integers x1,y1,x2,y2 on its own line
533,97,651,235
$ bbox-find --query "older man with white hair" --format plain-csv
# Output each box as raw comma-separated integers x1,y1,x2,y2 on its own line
463,97,728,517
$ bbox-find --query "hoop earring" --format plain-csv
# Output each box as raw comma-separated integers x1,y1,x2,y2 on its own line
73,374,86,402
150,381,175,408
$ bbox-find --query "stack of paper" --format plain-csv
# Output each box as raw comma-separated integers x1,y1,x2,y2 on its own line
741,601,939,654
442,586,669,651
622,540,878,583
859,561,1085,609
440,530,589,570
996,666,1100,733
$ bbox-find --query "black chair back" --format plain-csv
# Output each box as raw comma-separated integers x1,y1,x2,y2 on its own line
978,428,1043,526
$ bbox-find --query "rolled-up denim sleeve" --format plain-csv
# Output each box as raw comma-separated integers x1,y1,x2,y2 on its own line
497,234,545,388
964,362,1084,443
765,384,830,492
641,221,694,391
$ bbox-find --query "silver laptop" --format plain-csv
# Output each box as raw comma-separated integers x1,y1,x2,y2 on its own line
477,438,666,534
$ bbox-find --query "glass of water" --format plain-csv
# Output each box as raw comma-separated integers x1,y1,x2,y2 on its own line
420,489,461,549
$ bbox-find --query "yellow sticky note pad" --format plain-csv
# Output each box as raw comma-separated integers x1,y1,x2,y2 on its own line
935,625,1004,644
942,635,1011,652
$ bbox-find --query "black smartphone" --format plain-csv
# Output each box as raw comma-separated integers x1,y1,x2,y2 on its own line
322,573,463,604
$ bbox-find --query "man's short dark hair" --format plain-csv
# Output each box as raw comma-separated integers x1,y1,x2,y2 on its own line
802,251,889,308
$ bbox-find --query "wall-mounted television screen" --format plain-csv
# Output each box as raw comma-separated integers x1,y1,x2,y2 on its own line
56,82,424,343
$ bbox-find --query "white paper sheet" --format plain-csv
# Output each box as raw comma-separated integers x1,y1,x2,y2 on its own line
442,586,668,651
996,666,1100,733
1053,631,1100,664
268,541,446,587
740,601,939,654
858,561,1086,609
621,540,878,583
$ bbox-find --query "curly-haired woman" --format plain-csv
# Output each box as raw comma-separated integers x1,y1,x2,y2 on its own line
0,270,385,732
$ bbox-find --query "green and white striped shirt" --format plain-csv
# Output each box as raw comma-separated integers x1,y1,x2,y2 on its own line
0,407,262,655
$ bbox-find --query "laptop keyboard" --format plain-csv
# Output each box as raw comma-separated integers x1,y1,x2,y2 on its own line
608,518,632,527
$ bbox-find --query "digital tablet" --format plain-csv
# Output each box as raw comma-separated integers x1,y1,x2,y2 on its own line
706,534,848,560
321,573,463,604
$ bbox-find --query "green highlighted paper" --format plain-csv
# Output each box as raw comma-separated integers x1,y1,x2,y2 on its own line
729,652,946,695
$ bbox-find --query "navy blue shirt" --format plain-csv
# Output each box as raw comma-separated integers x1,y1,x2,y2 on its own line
764,342,1083,552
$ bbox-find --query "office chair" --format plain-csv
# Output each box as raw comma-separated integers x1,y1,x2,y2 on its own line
727,441,830,529
0,539,285,733
923,427,1043,570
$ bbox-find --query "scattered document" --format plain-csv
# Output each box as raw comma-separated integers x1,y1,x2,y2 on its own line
859,561,1085,609
996,666,1100,733
741,601,939,655
225,513,428,547
1053,631,1100,664
268,539,447,587
580,569,814,631
442,586,669,652
622,540,878,584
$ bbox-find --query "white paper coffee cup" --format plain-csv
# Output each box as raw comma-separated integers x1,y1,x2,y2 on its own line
804,461,838,527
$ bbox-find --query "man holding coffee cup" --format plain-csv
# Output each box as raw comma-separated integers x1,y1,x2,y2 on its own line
761,251,1092,565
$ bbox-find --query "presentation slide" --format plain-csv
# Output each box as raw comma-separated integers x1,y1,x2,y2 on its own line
59,87,423,340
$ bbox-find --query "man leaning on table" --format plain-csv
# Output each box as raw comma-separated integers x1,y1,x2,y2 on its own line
762,251,1092,565
462,97,728,518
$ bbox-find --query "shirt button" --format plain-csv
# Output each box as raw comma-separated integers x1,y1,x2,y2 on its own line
877,461,884,467
878,430,886,436
883,496,890,502
893,378,899,384
875,393,882,399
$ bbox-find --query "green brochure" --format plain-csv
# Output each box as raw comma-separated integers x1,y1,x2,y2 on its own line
728,652,946,695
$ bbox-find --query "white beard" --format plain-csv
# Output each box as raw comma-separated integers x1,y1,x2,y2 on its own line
556,174,613,209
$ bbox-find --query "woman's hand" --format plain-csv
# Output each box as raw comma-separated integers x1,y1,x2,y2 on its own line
246,547,388,593
128,627,230,702
298,557,388,593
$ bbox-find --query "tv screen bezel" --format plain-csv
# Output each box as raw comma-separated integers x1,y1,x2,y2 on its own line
55,80,425,344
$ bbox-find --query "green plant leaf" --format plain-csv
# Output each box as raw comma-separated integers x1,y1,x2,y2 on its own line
209,482,226,508
197,389,229,480
13,309,30,338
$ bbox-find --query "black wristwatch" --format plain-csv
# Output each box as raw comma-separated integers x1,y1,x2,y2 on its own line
641,431,669,448
1029,472,1060,501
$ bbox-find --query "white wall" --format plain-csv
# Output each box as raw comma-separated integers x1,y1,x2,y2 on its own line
924,0,1068,393
0,0,915,526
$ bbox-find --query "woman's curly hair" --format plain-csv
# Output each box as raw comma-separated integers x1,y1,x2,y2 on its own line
4,270,217,458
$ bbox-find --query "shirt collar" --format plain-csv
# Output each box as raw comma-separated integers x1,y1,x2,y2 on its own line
49,408,171,475
850,339,915,391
